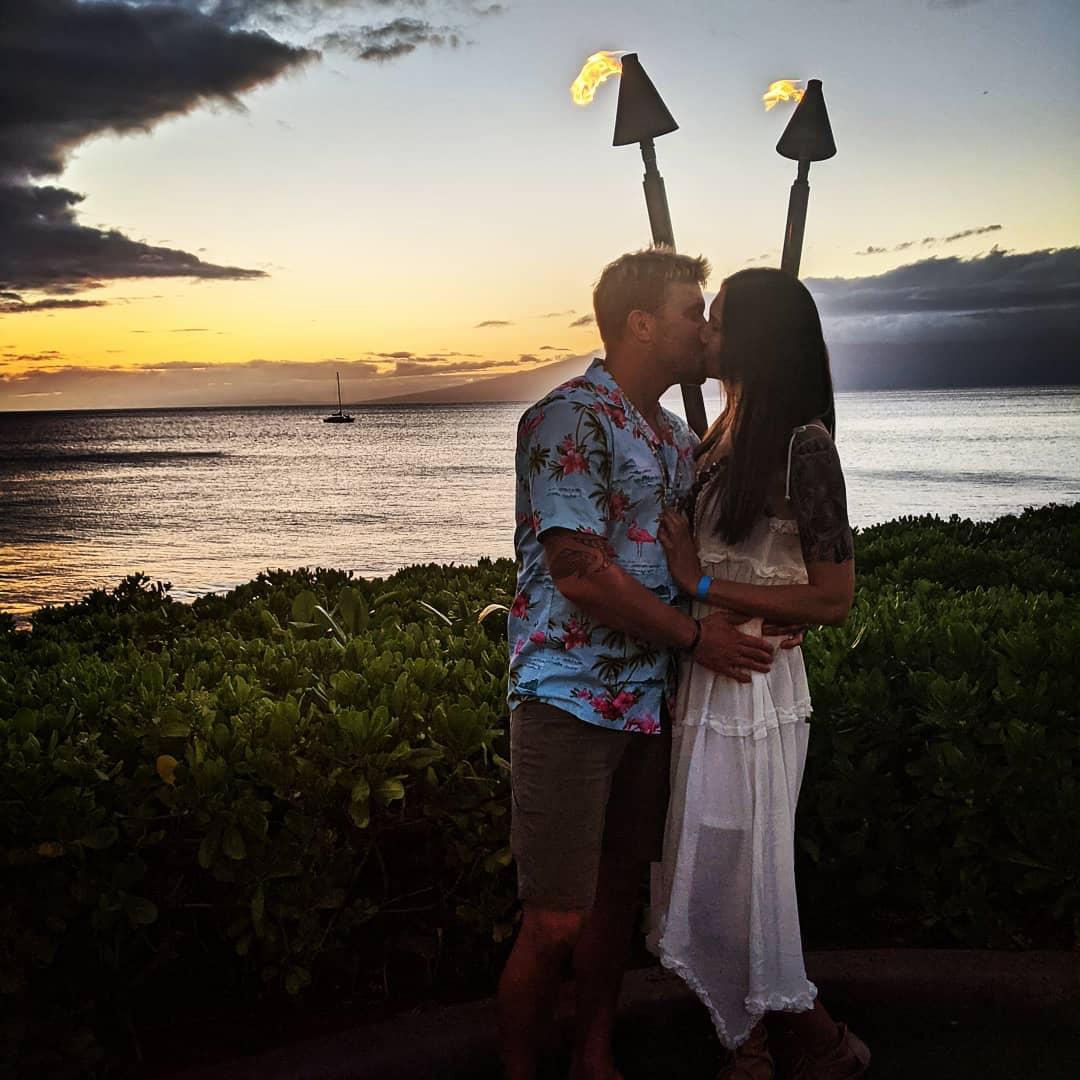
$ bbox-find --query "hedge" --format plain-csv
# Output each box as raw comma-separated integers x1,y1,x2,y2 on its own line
2,503,1077,1073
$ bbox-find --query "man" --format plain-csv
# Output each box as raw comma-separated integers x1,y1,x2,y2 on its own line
499,248,775,1080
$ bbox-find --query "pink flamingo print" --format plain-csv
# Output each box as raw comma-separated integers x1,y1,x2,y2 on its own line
626,520,656,556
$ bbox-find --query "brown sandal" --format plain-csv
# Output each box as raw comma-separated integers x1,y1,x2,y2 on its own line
792,1023,870,1079
717,1021,774,1080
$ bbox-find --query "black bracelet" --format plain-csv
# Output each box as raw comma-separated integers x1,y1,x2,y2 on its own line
684,617,702,654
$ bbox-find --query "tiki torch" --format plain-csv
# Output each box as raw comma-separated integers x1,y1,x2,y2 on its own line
613,54,708,437
571,51,708,437
775,78,836,277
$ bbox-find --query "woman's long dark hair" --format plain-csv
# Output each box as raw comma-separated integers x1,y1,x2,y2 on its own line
702,268,835,545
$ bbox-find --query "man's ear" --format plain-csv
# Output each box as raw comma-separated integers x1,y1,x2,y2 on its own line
626,309,653,343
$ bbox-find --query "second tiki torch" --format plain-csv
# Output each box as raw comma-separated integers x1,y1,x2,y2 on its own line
775,78,837,277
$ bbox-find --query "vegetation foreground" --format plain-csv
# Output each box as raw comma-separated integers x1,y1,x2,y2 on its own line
2,504,1078,1074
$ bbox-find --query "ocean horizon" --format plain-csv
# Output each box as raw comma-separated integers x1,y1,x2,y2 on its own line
2,385,1078,620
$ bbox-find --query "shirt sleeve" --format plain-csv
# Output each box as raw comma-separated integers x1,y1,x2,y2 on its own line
789,428,855,565
518,396,612,539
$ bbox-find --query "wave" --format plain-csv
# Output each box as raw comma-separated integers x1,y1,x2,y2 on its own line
0,450,227,466
849,467,1077,488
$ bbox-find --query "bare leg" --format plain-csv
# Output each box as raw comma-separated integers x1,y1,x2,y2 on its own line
498,905,586,1080
568,852,643,1080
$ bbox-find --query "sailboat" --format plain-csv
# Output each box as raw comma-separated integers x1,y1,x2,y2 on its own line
323,372,354,424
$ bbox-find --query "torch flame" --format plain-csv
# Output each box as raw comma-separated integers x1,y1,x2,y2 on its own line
763,79,804,111
571,51,623,106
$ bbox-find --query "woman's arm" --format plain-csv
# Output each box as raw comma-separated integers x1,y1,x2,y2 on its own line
659,427,855,627
658,510,854,625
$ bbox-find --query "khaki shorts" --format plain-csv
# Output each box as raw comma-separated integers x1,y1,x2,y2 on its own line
509,699,671,911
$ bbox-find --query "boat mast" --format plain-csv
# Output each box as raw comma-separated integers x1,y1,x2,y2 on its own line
336,372,342,415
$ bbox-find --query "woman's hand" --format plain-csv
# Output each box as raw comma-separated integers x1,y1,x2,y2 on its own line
658,508,702,595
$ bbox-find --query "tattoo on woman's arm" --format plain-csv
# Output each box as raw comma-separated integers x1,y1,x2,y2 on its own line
548,535,616,581
791,436,855,565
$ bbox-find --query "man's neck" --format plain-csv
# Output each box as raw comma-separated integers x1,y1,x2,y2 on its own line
603,351,667,430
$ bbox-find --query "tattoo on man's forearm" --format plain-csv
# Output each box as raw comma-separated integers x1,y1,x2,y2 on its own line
548,536,615,581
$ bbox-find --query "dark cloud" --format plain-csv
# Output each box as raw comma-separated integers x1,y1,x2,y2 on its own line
0,296,108,314
538,309,574,318
374,350,415,358
1,350,64,364
385,353,528,376
0,0,315,302
538,345,567,351
940,225,1002,243
177,2,503,62
806,246,1080,360
855,224,1002,256
475,319,512,327
170,327,210,332
569,314,595,328
809,247,1080,318
317,17,460,61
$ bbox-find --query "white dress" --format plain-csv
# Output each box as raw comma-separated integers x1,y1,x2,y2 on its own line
649,503,817,1049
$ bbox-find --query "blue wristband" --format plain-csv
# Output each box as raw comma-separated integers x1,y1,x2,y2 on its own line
695,575,713,600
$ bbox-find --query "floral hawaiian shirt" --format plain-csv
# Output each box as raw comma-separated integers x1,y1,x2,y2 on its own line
507,358,697,733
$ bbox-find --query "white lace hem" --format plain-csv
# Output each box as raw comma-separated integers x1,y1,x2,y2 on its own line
658,948,817,1050
679,699,813,739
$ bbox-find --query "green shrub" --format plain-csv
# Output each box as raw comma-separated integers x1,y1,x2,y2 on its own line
1,505,1078,1072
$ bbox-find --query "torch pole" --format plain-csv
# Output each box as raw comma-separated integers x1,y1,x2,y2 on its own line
639,140,708,438
780,159,811,276
639,139,674,246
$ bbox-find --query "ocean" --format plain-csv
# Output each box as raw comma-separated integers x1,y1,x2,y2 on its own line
2,386,1078,619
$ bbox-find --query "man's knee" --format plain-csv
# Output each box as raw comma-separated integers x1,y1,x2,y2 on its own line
520,905,588,954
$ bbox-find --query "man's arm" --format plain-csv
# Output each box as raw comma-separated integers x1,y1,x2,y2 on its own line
542,529,773,682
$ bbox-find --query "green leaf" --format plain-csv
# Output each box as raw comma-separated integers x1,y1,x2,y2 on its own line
125,896,159,926
251,885,265,927
374,777,405,805
314,605,346,646
198,833,217,869
338,586,369,634
223,826,247,861
483,845,513,872
348,799,370,829
81,826,119,851
159,720,191,738
291,590,318,623
417,600,453,626
141,662,164,693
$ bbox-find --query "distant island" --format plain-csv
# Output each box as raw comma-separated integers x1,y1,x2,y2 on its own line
372,338,1079,405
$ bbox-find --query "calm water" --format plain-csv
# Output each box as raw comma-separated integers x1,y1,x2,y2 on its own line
2,387,1078,618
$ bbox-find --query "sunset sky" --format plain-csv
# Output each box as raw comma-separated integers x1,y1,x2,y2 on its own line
2,0,1078,410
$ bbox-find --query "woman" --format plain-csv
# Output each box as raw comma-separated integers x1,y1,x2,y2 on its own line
649,268,869,1079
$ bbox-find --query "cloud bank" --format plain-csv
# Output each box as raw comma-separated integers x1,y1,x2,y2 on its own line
0,1,504,308
807,246,1080,343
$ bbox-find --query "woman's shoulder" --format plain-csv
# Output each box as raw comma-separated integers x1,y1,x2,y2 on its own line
790,419,834,449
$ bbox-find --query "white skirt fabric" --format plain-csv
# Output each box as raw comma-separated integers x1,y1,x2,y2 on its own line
649,542,818,1049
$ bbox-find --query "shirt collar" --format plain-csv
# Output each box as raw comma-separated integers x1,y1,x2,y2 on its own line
589,357,675,450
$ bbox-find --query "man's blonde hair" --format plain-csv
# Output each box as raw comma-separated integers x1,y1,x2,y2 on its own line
592,247,711,347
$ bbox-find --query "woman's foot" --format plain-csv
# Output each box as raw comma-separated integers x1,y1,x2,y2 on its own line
792,1023,870,1079
717,1021,774,1079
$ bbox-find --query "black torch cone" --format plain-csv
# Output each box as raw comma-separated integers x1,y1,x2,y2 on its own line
777,79,836,277
612,53,707,438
